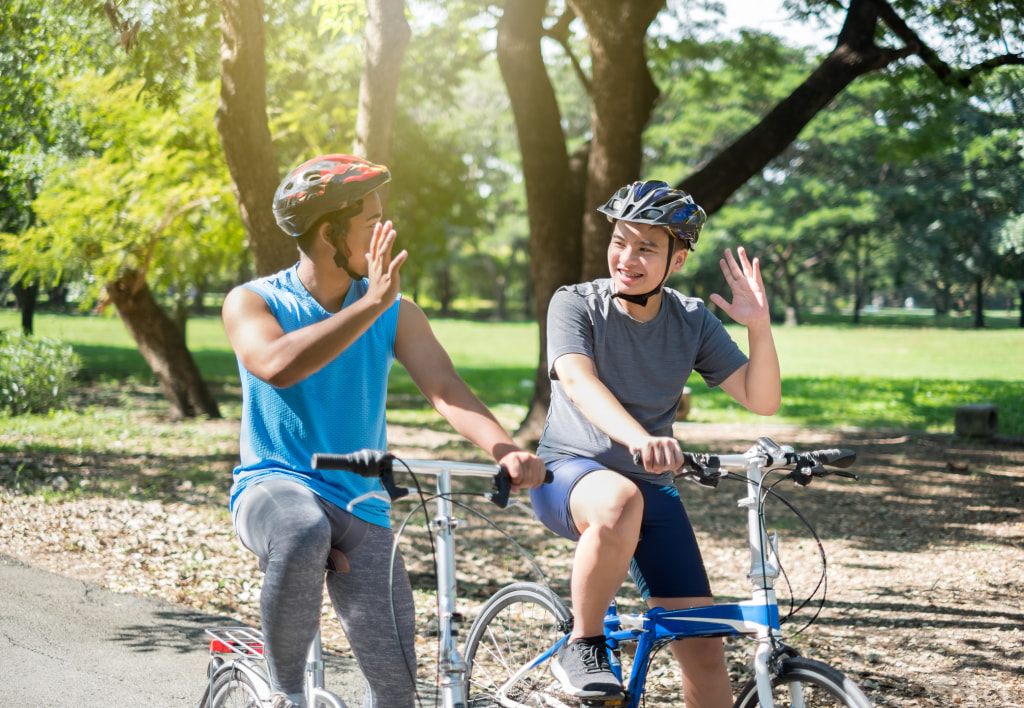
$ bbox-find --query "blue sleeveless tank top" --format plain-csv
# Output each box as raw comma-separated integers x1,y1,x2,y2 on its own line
229,265,401,528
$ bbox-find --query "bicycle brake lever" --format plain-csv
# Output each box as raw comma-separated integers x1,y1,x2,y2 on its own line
489,467,512,509
790,460,818,487
346,490,392,512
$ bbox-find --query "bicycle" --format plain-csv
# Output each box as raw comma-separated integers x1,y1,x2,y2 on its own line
199,450,540,708
462,437,874,708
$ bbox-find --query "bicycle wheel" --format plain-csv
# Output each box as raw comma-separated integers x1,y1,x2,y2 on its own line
206,666,267,708
733,656,872,708
463,582,573,708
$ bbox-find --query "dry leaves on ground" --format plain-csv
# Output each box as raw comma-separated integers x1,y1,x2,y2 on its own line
2,421,1022,707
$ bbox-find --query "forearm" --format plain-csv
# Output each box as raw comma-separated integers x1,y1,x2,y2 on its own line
560,377,650,452
225,285,394,388
429,379,522,460
741,321,781,415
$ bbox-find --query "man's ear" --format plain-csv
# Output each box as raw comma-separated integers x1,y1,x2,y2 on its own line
317,220,335,244
671,248,688,273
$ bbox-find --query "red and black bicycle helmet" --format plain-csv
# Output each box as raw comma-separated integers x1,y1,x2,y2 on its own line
597,180,706,252
273,154,391,237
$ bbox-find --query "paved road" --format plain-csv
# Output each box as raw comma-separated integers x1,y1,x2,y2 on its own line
0,555,363,707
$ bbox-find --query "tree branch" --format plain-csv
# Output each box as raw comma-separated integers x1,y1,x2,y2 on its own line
871,0,968,87
963,52,1024,79
542,7,592,94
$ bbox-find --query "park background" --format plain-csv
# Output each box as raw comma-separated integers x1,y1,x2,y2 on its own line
2,1,1023,706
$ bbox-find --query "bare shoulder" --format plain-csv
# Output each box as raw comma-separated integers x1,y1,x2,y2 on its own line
397,294,432,333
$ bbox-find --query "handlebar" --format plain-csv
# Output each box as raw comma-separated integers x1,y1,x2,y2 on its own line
311,450,553,509
633,438,858,488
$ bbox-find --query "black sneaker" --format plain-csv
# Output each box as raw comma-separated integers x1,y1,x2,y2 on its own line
550,636,623,698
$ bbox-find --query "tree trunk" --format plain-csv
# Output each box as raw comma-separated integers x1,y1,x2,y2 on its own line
105,270,222,420
973,277,986,328
497,0,586,441
216,0,293,277
776,258,801,326
354,0,410,214
436,266,453,317
570,0,663,281
12,279,38,336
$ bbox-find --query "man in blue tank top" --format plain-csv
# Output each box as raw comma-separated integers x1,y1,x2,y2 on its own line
531,181,782,707
221,154,546,708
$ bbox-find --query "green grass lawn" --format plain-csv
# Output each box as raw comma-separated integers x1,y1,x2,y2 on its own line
2,310,1022,436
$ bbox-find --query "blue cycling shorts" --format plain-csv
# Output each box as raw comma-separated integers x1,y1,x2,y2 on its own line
530,457,712,600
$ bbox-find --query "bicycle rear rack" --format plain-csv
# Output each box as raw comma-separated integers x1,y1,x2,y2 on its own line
205,626,266,659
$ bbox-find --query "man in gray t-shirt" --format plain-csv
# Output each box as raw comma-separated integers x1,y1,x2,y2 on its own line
538,278,748,485
531,180,781,708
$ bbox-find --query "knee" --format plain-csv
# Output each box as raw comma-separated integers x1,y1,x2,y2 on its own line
575,481,643,536
675,637,727,673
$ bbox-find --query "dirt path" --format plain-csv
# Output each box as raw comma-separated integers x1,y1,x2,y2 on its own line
2,421,1022,706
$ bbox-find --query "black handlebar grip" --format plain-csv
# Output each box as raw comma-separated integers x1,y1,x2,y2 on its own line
490,466,554,509
809,449,857,469
491,466,512,509
311,449,393,477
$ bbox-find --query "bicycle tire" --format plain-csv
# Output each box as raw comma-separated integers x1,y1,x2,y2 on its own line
206,666,267,708
733,656,873,708
463,582,573,708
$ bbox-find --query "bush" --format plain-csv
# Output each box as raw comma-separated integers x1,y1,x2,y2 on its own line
0,333,81,415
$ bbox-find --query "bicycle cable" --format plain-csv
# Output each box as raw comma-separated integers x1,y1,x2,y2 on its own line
385,459,433,708
710,470,828,640
386,462,558,708
761,470,829,636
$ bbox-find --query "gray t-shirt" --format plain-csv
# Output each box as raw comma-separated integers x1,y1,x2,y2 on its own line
537,279,749,484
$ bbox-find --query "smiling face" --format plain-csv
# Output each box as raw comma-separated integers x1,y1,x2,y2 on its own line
606,220,686,300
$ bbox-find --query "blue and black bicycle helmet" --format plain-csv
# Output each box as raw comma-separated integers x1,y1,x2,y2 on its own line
598,180,707,306
597,180,706,252
273,154,391,237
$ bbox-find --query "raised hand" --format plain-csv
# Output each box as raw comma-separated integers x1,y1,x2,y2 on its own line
365,219,408,305
709,246,771,328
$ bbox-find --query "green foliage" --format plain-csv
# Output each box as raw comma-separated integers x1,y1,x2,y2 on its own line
645,31,811,177
0,0,104,235
0,70,245,309
0,332,80,415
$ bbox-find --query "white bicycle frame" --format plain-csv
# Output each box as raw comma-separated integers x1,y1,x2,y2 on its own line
712,444,792,708
349,458,507,708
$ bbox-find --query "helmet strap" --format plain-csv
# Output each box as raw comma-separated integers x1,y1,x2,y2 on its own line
325,220,364,280
332,248,364,281
612,236,676,308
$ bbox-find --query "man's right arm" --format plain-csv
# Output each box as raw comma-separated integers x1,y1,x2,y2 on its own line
221,286,390,388
553,353,685,473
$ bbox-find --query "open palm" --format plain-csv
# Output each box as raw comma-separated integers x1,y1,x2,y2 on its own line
708,246,770,327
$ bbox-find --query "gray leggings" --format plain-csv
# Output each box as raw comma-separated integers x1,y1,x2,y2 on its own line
233,479,416,708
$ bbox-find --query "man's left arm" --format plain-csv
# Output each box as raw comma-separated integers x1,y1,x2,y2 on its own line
394,298,546,489
710,247,781,415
